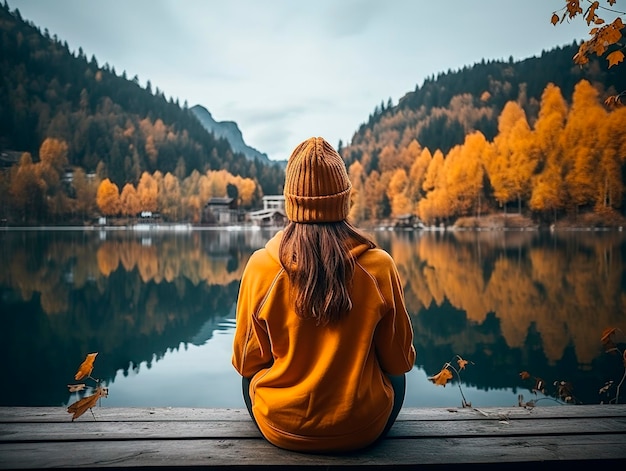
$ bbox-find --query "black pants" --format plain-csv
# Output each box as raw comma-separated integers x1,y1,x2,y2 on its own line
241,373,406,439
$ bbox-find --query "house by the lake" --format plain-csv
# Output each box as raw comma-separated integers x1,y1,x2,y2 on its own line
247,195,287,227
203,197,239,225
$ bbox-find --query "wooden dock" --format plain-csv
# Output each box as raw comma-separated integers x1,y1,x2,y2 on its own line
1,405,625,469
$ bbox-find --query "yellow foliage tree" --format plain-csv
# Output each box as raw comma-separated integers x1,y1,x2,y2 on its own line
96,178,120,216
119,183,140,217
406,142,430,209
562,79,607,211
387,169,412,217
489,102,535,213
137,172,158,213
596,106,626,208
348,160,367,223
159,172,182,221
529,84,569,218
9,152,44,222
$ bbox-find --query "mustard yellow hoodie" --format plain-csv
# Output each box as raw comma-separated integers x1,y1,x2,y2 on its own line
232,230,415,452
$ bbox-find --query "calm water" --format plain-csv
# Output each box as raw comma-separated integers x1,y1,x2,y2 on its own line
1,226,625,409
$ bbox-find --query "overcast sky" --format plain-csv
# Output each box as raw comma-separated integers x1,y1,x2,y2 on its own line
9,0,592,161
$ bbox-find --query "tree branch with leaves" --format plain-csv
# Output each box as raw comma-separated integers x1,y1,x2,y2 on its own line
552,0,626,107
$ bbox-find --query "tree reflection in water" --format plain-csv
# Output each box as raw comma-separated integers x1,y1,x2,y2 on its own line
0,228,624,407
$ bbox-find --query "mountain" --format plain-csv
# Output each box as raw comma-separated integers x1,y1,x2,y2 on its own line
190,105,271,164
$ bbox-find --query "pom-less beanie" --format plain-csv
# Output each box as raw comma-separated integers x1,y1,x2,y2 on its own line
283,137,352,223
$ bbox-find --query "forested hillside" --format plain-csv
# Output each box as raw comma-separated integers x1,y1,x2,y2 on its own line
341,42,626,225
0,3,284,224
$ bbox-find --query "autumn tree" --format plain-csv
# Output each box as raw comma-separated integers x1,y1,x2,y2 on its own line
38,137,70,220
489,102,536,213
449,131,488,218
96,178,120,216
596,105,626,208
181,170,204,223
418,150,445,224
137,171,158,213
159,172,181,221
348,160,367,223
119,183,141,217
363,170,390,220
9,152,44,223
72,167,98,221
562,79,607,212
407,144,431,209
529,84,569,220
387,169,412,217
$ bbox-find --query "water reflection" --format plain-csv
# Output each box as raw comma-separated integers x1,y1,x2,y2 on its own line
0,227,624,408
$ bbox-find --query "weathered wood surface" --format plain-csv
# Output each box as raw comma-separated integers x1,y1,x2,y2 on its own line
1,405,625,469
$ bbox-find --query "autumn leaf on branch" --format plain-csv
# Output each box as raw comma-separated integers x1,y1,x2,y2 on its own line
456,356,472,370
74,352,98,381
552,0,626,107
428,367,454,386
67,386,108,421
607,46,625,65
429,356,474,407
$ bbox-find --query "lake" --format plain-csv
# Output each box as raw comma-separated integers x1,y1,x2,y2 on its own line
1,226,625,410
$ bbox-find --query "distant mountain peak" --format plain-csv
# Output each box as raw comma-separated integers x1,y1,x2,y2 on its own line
190,105,270,163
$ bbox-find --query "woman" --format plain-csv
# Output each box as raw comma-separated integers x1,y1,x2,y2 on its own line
232,136,415,453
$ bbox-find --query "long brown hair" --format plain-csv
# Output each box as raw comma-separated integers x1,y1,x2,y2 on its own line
279,220,376,325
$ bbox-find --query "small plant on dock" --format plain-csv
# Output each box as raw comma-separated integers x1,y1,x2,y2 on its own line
66,352,108,421
599,327,626,404
517,371,577,407
518,326,626,407
428,355,474,407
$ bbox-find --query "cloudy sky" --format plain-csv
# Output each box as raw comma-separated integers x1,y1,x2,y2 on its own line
9,0,591,161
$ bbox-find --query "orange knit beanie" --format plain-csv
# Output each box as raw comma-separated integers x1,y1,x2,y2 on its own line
283,137,352,223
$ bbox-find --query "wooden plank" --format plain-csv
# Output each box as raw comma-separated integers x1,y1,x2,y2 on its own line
2,405,626,423
1,416,625,442
1,435,625,469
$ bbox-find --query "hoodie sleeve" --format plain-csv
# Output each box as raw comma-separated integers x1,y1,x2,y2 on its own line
232,251,274,378
373,253,416,376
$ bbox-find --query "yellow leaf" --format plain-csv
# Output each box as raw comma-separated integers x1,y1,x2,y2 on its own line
456,357,469,370
74,352,98,381
551,13,559,25
566,0,583,19
67,384,86,393
584,1,599,26
428,368,453,386
607,50,625,68
67,386,108,421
